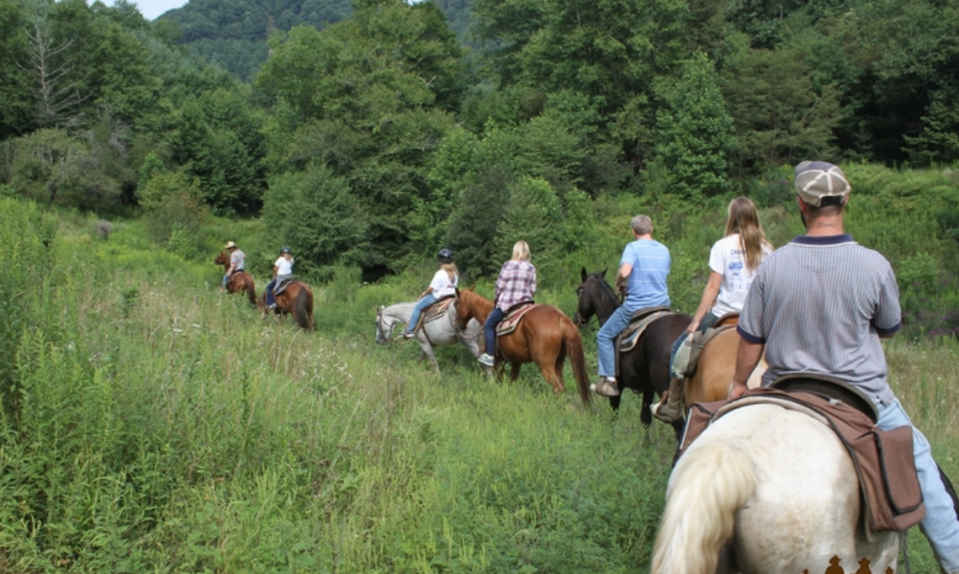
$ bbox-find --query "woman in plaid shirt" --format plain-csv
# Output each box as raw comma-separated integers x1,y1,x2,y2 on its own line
477,240,537,366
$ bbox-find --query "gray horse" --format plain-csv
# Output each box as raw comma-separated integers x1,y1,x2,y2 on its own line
375,301,487,373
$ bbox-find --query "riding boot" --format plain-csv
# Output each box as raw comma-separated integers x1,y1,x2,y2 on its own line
653,376,685,423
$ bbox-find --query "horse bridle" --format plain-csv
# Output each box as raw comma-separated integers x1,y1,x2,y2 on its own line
375,307,401,343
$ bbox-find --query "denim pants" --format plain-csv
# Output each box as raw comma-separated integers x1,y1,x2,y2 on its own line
596,306,635,379
222,273,229,287
406,294,437,334
483,307,506,355
877,398,959,572
669,311,720,376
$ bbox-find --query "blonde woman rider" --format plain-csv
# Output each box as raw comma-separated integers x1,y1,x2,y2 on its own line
403,249,458,338
477,240,536,366
655,197,772,423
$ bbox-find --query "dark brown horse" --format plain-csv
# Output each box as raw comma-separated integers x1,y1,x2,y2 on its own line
258,280,314,331
214,251,256,305
575,269,690,440
454,288,591,406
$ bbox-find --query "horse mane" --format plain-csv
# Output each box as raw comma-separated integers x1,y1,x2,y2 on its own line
588,271,620,305
459,288,494,313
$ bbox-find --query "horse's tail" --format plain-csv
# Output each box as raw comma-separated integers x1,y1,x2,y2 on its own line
651,439,757,574
293,285,314,331
245,276,257,306
561,316,590,406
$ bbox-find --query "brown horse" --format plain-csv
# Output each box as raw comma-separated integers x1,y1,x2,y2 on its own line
671,320,767,407
454,288,591,406
575,269,690,440
258,280,314,331
214,251,256,305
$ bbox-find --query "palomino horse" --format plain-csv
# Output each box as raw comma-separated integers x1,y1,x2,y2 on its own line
651,403,899,574
375,301,487,374
258,280,314,331
454,289,591,406
575,269,689,439
650,319,768,415
214,251,256,305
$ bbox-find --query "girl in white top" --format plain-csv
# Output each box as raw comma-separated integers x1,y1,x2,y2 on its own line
266,246,295,309
403,249,458,338
655,197,772,423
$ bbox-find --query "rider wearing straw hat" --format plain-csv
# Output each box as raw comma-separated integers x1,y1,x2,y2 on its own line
220,241,245,292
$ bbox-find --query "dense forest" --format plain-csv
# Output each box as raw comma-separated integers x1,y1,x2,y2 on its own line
1,0,958,285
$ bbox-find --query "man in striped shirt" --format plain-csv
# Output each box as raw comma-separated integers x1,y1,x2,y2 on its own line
730,161,959,574
592,215,671,397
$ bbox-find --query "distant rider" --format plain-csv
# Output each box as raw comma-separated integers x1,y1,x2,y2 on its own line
265,246,294,310
220,241,245,292
402,249,459,339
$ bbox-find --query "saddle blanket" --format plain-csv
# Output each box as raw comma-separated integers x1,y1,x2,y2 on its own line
618,307,672,352
496,302,537,336
680,384,924,534
274,278,299,296
410,296,455,333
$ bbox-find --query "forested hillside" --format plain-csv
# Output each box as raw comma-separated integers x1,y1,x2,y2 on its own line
1,0,958,322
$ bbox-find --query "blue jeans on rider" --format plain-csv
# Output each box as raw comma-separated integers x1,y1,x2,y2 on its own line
596,305,635,379
877,398,959,572
669,311,720,374
265,279,276,306
222,273,229,287
484,307,506,356
406,294,437,334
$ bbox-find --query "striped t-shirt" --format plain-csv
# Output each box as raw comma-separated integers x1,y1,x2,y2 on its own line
621,239,671,312
737,234,901,406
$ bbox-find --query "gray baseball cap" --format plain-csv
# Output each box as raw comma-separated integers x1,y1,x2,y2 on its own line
794,161,851,206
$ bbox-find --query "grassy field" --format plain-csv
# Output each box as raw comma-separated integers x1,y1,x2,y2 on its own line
1,197,958,573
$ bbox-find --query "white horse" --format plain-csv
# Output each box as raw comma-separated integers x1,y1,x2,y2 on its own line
375,301,487,373
651,403,900,574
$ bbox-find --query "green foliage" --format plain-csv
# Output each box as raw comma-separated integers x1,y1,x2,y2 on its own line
158,0,355,81
136,169,210,254
260,164,369,276
722,46,841,175
494,176,563,286
653,52,734,199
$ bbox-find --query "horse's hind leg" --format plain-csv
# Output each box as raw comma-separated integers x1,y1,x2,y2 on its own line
641,390,653,427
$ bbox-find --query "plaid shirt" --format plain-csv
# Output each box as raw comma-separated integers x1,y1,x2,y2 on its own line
494,260,536,311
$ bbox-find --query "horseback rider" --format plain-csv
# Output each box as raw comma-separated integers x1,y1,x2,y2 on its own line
265,246,294,310
729,161,959,574
654,197,773,423
477,240,536,367
402,249,459,339
220,241,245,292
592,215,671,397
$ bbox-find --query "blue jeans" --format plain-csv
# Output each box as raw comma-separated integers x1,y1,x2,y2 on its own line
265,279,276,306
484,307,506,355
406,294,437,334
669,312,720,375
596,306,634,379
222,273,229,287
877,398,959,572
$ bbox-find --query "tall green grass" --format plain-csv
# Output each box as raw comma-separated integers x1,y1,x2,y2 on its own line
1,181,958,573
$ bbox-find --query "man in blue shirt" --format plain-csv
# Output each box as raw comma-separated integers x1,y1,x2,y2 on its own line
593,215,671,397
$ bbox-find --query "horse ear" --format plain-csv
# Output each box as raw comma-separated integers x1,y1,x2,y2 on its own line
601,267,608,279
467,285,475,292
580,268,588,283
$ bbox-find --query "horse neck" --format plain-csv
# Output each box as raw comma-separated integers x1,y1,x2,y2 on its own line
463,293,493,323
593,280,621,326
385,303,415,323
